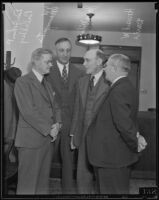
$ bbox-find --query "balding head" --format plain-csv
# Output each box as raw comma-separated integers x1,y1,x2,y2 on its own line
107,54,131,74
86,49,106,62
104,54,131,83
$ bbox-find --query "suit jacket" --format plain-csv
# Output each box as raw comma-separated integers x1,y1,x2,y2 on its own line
86,77,139,168
70,72,109,147
14,71,61,148
46,60,84,134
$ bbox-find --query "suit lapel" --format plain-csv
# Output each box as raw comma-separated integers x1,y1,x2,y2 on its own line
91,77,129,124
106,77,128,97
49,61,63,94
43,80,56,108
28,71,49,101
94,74,109,103
68,64,77,92
79,75,90,108
49,61,77,94
91,74,109,122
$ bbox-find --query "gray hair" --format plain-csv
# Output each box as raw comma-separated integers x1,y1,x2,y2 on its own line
108,54,131,72
28,48,53,68
31,48,53,63
27,48,53,70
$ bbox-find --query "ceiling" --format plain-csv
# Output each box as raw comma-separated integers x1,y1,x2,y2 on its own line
44,2,156,33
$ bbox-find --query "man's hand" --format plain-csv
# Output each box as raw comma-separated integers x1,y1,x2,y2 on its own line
70,135,76,150
50,135,57,143
50,123,61,142
137,132,147,152
52,122,62,132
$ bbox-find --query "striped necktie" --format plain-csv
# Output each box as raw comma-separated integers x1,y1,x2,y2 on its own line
62,65,68,83
89,76,95,91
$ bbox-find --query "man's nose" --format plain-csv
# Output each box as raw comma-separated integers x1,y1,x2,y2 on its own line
63,51,68,56
49,62,53,67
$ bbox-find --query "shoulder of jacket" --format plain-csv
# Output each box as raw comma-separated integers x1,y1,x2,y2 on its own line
15,73,30,84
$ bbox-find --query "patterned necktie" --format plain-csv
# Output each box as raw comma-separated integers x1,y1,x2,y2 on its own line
89,76,95,91
62,65,68,83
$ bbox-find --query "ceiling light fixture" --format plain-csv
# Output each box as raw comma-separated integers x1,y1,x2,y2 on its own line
77,13,102,45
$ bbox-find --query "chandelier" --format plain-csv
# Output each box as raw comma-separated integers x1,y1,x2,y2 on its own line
77,13,102,45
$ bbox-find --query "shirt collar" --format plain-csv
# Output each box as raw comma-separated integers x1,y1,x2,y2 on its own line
56,60,69,75
91,69,103,86
111,75,126,86
32,68,43,83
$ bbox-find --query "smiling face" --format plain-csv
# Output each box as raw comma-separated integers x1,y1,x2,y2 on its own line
55,41,72,64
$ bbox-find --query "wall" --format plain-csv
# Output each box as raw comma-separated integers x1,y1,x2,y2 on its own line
4,3,44,74
43,30,156,111
3,3,156,111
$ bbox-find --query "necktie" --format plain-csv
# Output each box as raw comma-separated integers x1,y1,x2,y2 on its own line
41,77,50,99
89,76,95,91
41,77,46,87
62,65,68,83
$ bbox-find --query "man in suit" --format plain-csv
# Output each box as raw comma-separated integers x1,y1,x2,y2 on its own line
70,49,110,194
86,54,147,194
14,48,62,194
46,38,84,194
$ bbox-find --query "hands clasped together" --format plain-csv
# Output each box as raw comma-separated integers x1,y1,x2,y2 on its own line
50,123,62,142
137,132,147,152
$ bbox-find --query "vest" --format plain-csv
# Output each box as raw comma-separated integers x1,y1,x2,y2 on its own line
84,78,102,131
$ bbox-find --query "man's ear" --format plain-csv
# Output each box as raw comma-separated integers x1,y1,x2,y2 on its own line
34,59,41,68
111,64,116,73
97,57,102,66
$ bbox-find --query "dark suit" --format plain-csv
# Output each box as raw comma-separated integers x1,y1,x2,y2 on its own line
14,71,61,194
86,77,139,194
70,72,109,193
46,60,84,193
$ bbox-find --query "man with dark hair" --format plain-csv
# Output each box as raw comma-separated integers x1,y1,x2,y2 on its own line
14,48,61,194
46,38,84,194
70,49,110,194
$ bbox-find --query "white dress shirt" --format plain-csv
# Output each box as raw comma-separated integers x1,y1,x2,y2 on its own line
92,69,104,86
32,68,43,83
56,61,69,77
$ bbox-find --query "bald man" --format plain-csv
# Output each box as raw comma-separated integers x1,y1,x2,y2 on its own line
85,54,147,194
70,49,110,194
